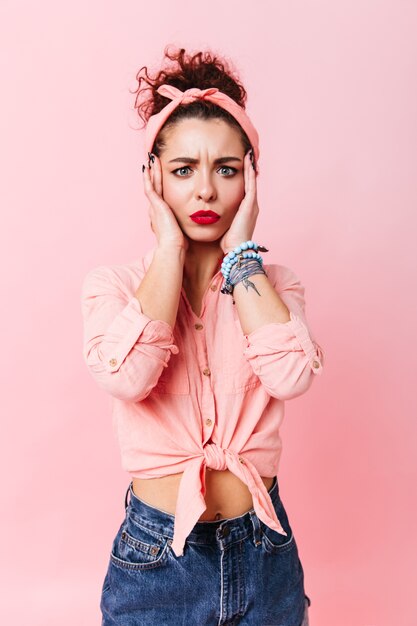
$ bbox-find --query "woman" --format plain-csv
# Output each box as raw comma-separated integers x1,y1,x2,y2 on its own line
81,46,324,626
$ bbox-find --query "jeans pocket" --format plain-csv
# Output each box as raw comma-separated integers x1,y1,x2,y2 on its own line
110,515,172,571
260,493,297,554
261,524,296,554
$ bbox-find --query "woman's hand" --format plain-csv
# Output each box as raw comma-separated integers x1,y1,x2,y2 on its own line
142,154,189,253
219,150,259,255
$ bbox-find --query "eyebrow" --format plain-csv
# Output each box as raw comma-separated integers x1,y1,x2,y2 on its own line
168,156,242,164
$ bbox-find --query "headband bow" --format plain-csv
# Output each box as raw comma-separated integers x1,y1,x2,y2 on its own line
144,83,260,163
157,84,221,103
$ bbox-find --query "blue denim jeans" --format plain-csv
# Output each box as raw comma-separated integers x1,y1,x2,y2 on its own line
100,475,311,625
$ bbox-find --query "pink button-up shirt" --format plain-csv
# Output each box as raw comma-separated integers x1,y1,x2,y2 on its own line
81,245,324,557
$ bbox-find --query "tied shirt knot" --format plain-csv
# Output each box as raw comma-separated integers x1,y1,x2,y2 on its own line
204,442,228,471
171,443,288,557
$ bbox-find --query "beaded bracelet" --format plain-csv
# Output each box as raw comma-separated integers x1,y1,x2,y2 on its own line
220,240,269,297
221,258,268,301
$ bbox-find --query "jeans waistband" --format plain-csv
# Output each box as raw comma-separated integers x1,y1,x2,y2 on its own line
124,475,279,546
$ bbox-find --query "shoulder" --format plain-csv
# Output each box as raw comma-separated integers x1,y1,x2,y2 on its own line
81,257,146,299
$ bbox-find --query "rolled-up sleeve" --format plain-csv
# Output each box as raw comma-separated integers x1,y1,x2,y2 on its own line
81,266,179,402
242,265,324,400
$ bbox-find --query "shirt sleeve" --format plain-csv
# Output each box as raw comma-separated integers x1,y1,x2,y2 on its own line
81,265,179,402
242,264,325,401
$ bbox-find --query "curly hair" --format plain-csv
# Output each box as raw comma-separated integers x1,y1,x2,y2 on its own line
130,45,252,157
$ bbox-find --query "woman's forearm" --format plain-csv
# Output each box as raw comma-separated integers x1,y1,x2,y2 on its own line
135,246,185,329
232,273,291,336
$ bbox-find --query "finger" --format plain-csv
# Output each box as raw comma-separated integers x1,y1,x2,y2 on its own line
244,152,253,200
142,165,154,218
244,151,251,196
143,158,167,214
245,151,257,200
239,153,257,217
148,155,157,193
152,155,163,197
250,148,258,175
142,163,164,207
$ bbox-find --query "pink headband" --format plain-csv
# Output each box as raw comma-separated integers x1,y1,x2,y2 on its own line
144,84,260,163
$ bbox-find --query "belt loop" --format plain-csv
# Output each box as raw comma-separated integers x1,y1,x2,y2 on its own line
249,510,262,546
124,482,131,510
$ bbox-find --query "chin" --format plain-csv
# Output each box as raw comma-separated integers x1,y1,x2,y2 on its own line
186,232,224,244
181,224,226,243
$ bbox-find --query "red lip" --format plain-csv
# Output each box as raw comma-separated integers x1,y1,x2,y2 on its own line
190,210,220,217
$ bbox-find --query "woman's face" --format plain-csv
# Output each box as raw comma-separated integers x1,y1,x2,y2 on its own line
158,118,246,244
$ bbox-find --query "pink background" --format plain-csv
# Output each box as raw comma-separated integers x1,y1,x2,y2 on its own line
1,1,416,624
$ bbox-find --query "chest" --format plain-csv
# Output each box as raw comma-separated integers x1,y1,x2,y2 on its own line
183,289,204,318
150,292,262,396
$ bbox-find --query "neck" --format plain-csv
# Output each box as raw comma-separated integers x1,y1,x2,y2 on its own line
183,240,224,291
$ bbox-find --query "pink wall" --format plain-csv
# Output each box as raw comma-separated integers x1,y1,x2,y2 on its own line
1,1,416,624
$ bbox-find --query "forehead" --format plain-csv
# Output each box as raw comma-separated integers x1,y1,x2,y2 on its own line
162,118,243,155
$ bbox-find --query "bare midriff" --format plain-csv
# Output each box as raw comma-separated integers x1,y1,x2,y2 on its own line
132,469,274,520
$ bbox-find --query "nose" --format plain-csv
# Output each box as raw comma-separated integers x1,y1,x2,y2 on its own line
194,170,217,202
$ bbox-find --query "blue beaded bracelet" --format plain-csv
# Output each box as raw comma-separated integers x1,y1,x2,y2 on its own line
220,240,268,282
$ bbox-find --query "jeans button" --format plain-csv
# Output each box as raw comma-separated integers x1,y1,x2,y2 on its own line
222,526,230,537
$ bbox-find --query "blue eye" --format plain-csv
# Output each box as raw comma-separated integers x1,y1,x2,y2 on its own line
171,166,238,177
218,166,237,176
173,166,192,177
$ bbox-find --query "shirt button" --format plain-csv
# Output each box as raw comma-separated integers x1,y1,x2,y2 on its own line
210,284,217,291
312,360,321,369
205,418,212,426
194,323,204,330
109,358,117,367
203,367,211,376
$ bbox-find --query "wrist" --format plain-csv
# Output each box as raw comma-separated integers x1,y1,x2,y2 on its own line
220,240,269,296
155,245,186,264
221,238,257,256
222,244,245,255
221,240,268,257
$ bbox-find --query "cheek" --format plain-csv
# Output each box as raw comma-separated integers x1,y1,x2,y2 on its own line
224,177,245,209
161,176,187,210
